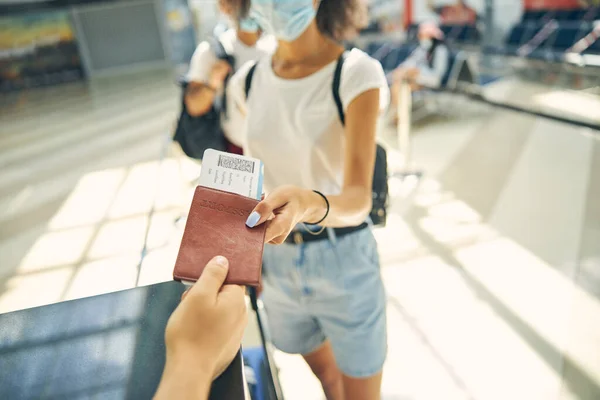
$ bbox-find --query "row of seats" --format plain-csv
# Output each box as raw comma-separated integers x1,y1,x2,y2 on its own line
363,41,463,89
503,23,600,62
406,23,480,45
522,8,599,23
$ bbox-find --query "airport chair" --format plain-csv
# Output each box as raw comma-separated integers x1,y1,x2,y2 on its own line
522,10,545,23
406,24,420,42
504,25,532,55
366,41,386,57
412,50,478,122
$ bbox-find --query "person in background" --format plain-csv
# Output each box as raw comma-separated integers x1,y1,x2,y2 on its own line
154,256,247,400
427,0,478,25
184,0,276,149
389,21,449,122
227,0,389,398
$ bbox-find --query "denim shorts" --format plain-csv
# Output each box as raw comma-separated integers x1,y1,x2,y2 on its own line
261,227,387,378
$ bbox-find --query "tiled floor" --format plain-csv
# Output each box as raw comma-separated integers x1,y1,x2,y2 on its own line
0,69,598,400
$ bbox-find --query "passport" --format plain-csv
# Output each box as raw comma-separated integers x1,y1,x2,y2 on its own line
173,186,266,286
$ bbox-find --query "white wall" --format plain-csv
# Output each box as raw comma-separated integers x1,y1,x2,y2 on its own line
188,0,222,41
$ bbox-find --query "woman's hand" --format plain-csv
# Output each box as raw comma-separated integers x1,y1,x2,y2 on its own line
245,186,328,244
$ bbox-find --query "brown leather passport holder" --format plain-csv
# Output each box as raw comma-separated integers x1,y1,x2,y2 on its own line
173,186,266,286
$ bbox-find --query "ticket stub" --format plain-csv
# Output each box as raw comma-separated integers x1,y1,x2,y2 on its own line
199,149,263,200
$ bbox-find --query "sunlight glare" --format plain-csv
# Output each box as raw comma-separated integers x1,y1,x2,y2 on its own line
48,168,126,230
86,215,148,260
17,226,95,273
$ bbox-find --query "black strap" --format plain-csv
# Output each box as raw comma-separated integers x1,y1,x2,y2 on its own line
245,62,258,99
246,52,346,117
211,37,230,63
332,51,348,126
209,37,235,118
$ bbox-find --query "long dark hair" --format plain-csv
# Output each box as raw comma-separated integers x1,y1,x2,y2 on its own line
231,0,366,41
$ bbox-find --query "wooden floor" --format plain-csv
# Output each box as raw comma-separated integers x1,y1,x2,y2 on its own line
1,70,599,400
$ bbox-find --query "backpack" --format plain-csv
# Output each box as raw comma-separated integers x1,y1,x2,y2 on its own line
244,51,389,227
173,37,238,160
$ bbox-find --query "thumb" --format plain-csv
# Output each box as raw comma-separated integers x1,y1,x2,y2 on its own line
246,189,290,228
191,256,229,299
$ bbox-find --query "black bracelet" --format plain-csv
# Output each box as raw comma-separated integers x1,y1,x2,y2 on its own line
306,190,330,225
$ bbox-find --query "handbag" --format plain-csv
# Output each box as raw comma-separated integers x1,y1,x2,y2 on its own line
173,37,237,160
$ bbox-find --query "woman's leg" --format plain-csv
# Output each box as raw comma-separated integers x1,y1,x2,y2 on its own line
342,372,383,400
303,341,344,400
308,229,387,399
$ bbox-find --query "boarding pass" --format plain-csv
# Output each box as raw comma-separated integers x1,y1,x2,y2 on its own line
198,149,263,200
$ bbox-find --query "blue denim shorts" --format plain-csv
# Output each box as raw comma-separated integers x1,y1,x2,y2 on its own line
261,227,387,378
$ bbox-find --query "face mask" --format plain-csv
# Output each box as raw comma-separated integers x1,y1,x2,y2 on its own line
250,0,317,42
239,17,259,33
419,39,432,49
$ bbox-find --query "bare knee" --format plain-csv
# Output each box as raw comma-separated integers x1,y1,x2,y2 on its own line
313,363,343,390
303,342,344,399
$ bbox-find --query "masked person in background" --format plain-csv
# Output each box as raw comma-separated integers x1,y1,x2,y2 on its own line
389,21,448,123
226,0,389,398
184,0,276,149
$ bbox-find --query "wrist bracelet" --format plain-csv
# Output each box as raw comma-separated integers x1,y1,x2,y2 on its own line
305,190,329,225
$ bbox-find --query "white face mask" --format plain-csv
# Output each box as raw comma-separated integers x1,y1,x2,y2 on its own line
419,38,432,49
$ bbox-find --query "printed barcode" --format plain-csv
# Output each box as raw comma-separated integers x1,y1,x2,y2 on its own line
218,155,255,173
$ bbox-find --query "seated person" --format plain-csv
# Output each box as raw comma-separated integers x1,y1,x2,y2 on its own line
389,22,449,119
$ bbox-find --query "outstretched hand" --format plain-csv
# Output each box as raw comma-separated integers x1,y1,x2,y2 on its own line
155,256,248,400
245,186,327,244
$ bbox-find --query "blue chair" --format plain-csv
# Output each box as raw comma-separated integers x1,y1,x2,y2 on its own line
502,24,536,56
366,41,385,57
571,9,587,21
583,39,600,55
551,27,581,51
406,24,419,42
462,26,480,44
522,10,545,22
380,47,403,72
553,10,577,21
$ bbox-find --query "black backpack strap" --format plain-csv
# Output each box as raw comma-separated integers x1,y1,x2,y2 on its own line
211,36,226,58
210,36,235,69
245,62,258,99
208,36,236,117
332,51,348,126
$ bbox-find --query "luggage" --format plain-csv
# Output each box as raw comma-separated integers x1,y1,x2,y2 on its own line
245,287,285,400
208,288,284,400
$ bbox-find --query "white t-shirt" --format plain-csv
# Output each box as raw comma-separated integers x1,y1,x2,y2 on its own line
186,29,276,145
228,48,389,195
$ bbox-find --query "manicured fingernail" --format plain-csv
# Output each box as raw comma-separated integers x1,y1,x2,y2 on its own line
213,256,228,268
246,211,260,228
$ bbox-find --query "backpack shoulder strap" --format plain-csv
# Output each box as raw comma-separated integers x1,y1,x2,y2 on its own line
332,51,348,126
245,62,258,99
210,37,226,58
210,36,236,69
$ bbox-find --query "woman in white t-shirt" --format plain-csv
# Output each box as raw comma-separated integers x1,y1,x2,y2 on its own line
227,0,389,398
184,14,276,146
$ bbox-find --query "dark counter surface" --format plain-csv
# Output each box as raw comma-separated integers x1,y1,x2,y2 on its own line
0,281,184,399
